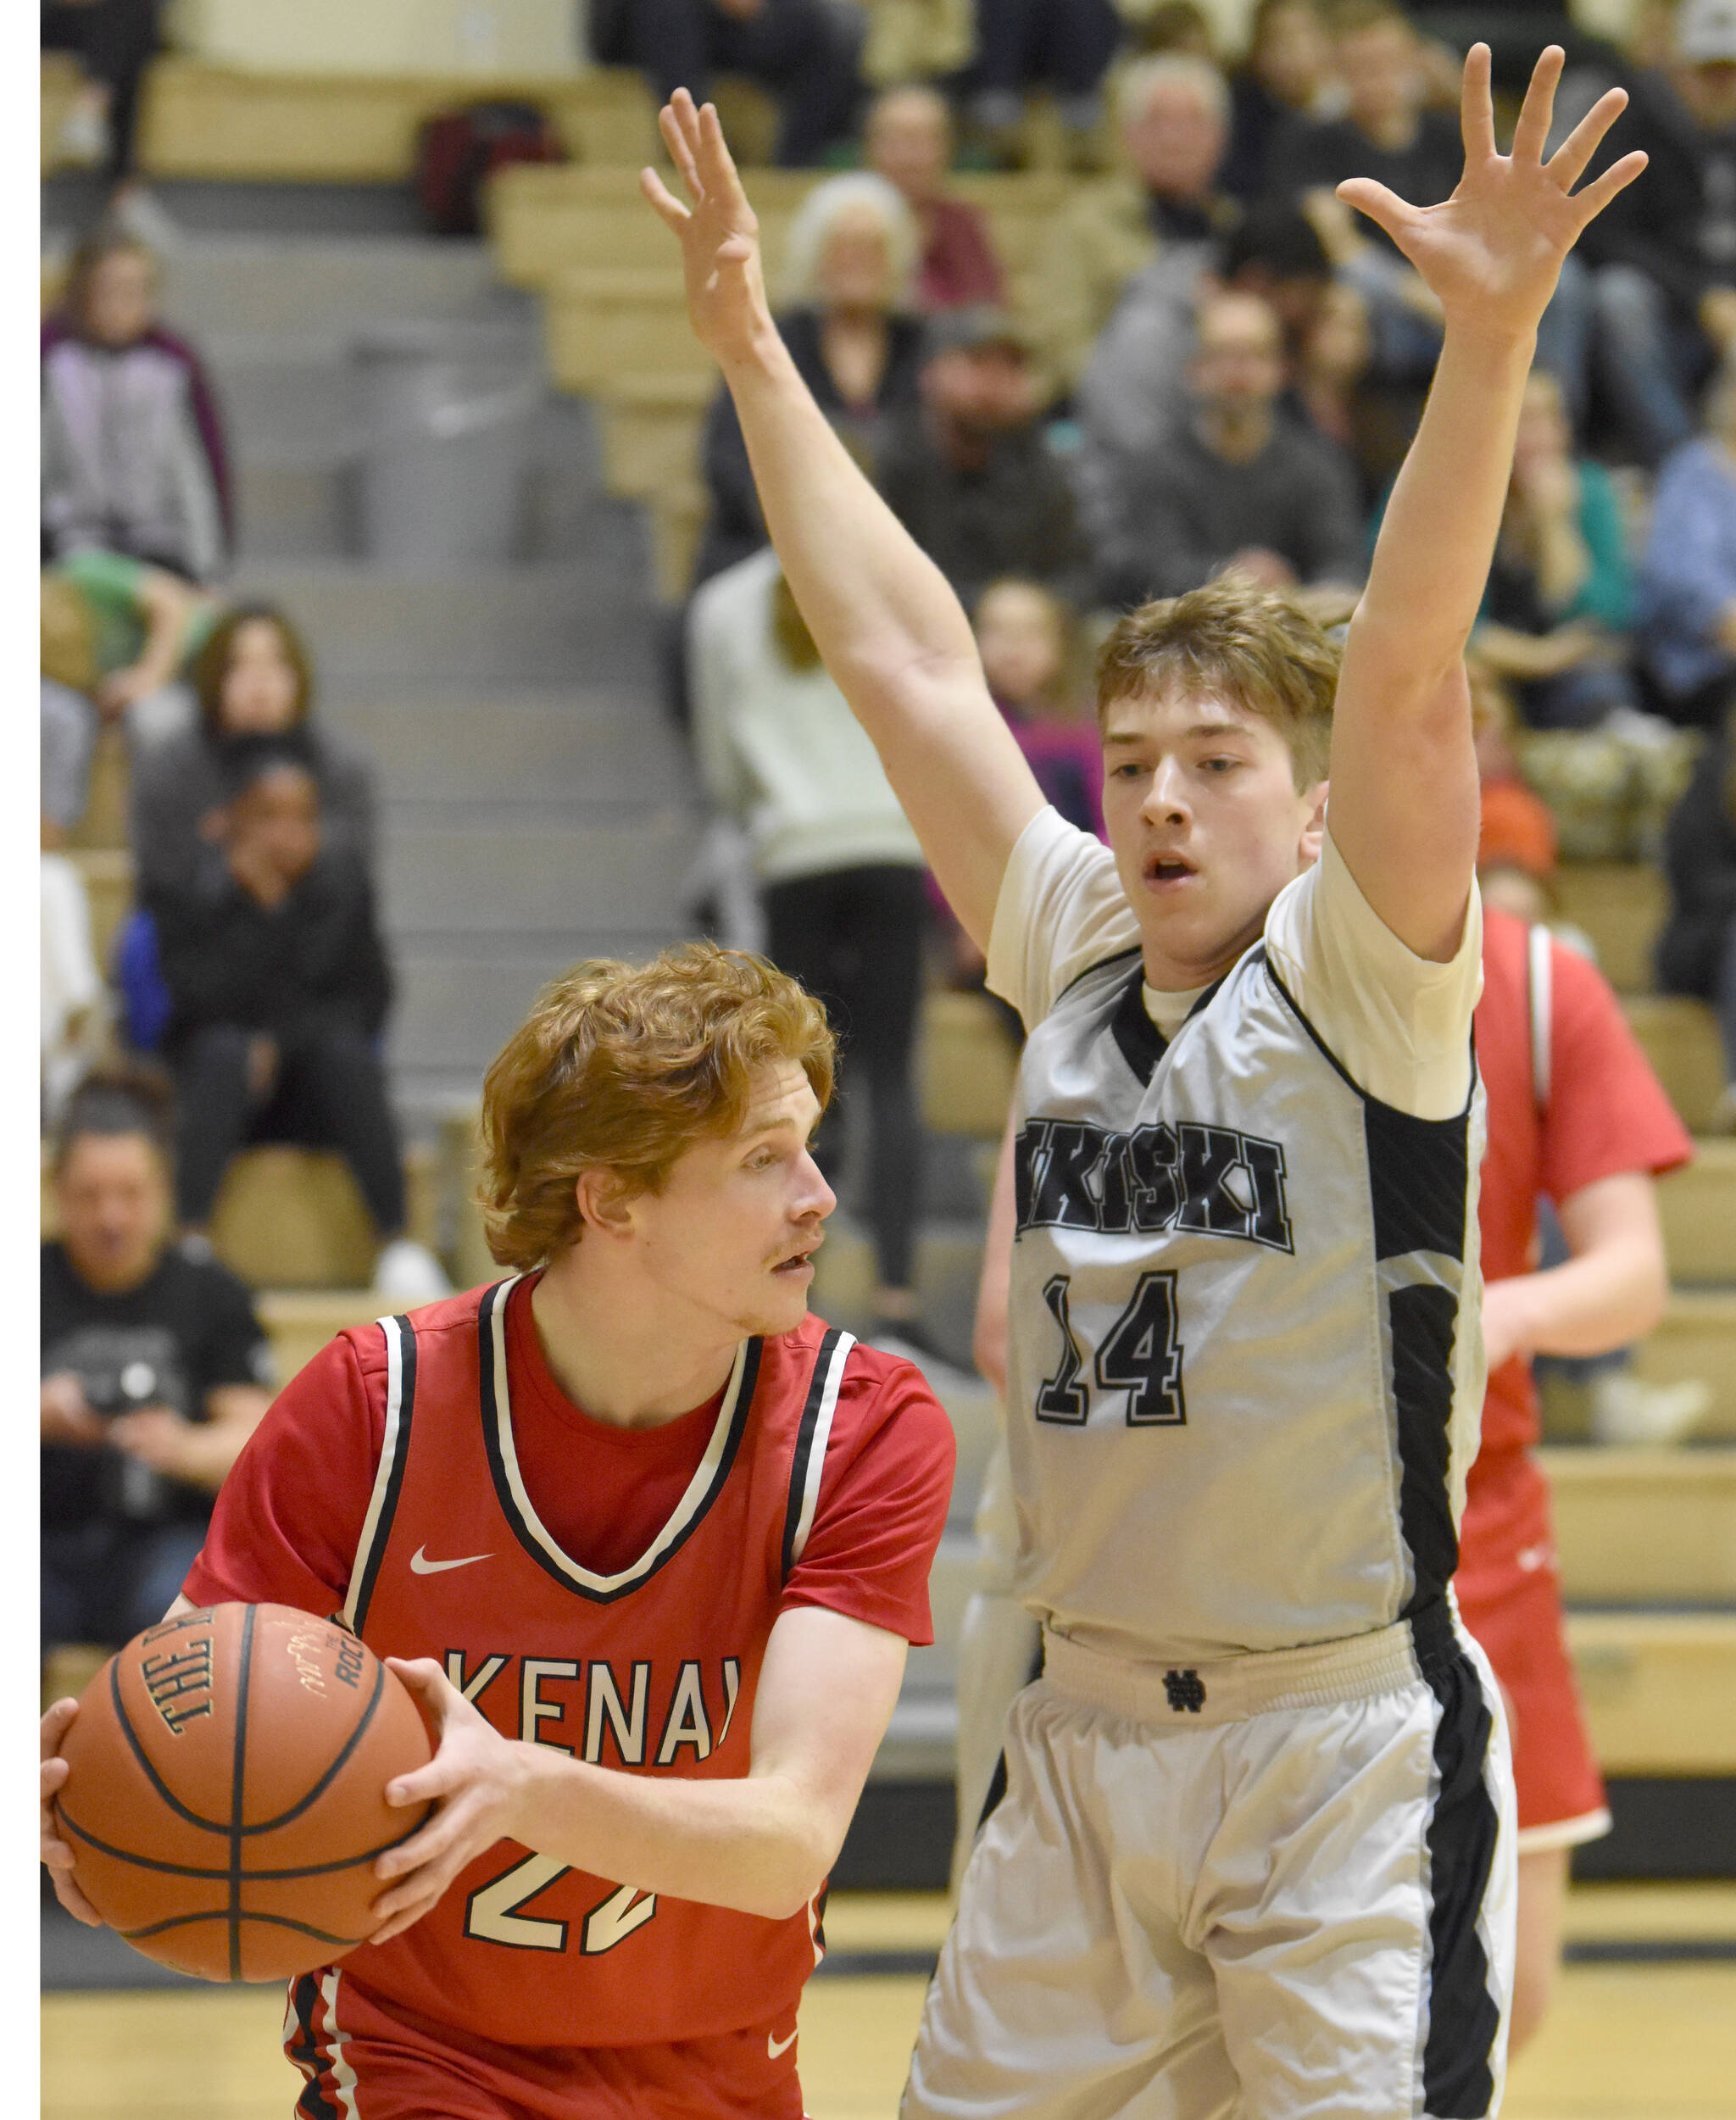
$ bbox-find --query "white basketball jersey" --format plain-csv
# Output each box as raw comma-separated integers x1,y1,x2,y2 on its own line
1004,937,1487,1665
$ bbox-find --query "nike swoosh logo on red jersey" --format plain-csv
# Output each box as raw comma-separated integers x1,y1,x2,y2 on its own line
409,1544,493,1574
768,2028,798,2059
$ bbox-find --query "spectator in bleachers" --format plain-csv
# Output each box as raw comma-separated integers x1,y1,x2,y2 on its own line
1221,0,1341,203
1471,370,1639,730
42,1069,273,1659
1471,658,1560,904
1122,2,1216,60
1095,287,1365,609
1293,275,1408,506
687,547,933,1352
41,0,165,215
41,833,106,1125
975,576,1102,838
875,309,1093,611
42,231,232,584
130,603,376,898
864,83,1006,310
692,173,926,590
1077,199,1333,467
956,0,1124,170
40,558,216,841
144,749,447,1305
1029,53,1238,397
1579,0,1736,466
1636,359,1736,726
588,0,864,166
1658,703,1736,1127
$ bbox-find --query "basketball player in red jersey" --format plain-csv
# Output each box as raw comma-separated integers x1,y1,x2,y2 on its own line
42,943,955,2120
1461,904,1689,2049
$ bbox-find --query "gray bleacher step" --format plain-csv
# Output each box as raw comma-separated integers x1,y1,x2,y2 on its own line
155,236,508,342
873,1691,958,1783
380,818,693,937
224,561,652,681
332,692,695,805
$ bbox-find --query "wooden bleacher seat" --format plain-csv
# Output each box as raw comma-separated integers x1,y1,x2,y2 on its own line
1567,1611,1736,1774
1632,1291,1736,1437
1552,861,1668,995
1622,995,1728,1135
123,56,657,185
256,1287,395,1387
40,54,84,176
648,480,710,604
1547,1447,1736,1604
209,1140,442,1289
66,726,130,855
594,370,715,500
67,848,134,977
1659,1139,1736,1286
920,989,1018,1141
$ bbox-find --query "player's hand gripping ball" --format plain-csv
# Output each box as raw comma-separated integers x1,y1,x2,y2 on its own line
52,1603,434,1981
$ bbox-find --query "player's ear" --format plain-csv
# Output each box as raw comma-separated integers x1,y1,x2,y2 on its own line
573,1166,637,1243
1299,779,1328,868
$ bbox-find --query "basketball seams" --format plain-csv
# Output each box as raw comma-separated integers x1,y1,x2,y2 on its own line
242,1655,387,1834
229,1604,256,1979
55,1804,426,1882
120,1911,363,1948
105,1645,232,1837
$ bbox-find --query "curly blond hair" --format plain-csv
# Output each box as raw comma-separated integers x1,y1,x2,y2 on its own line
478,943,834,1271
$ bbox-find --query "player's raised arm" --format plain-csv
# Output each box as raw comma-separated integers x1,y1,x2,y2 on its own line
1327,45,1644,961
642,92,1043,951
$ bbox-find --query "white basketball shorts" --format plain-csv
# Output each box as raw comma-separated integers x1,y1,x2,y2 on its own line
906,1599,1516,2120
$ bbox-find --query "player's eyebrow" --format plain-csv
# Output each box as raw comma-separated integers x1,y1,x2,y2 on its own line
1103,719,1251,748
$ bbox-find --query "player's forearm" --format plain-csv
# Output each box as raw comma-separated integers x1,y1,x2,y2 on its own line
1489,1232,1668,1362
509,1744,837,1922
718,333,982,724
1349,326,1537,698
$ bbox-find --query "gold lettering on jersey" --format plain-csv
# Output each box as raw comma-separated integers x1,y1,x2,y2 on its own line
141,1638,214,1735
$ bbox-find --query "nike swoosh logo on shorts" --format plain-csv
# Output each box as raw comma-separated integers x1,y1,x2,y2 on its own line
409,1545,492,1574
768,2028,798,2059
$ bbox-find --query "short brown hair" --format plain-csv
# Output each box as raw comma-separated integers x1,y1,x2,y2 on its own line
478,943,836,1271
1095,575,1339,787
191,604,314,737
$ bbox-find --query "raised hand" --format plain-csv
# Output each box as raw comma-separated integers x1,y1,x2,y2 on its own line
641,89,773,371
1338,43,1646,342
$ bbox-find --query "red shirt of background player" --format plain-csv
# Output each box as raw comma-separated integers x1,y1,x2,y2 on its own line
1456,905,1691,1841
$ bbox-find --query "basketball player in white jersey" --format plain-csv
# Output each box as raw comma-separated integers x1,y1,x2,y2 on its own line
646,47,1644,2117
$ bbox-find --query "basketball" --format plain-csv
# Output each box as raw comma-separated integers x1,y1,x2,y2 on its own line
53,1603,434,1983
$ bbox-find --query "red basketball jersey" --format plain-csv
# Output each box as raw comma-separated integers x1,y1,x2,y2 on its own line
333,1279,868,2050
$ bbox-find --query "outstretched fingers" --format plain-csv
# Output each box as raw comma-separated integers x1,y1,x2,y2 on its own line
1547,82,1632,194
1336,175,1414,248
1509,43,1566,167
1568,147,1650,229
640,165,689,231
659,91,706,203
1459,42,1496,165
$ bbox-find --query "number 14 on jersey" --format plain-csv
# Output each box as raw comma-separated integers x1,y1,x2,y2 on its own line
1037,1271,1186,1427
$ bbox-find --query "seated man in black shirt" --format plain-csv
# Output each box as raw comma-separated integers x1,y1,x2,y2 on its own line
42,1072,272,1660
876,309,1094,615
1096,286,1366,609
145,746,447,1304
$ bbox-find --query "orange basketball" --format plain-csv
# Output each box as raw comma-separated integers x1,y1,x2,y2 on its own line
53,1602,434,1982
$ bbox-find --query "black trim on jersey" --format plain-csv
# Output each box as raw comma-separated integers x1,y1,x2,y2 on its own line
479,1288,765,1603
1414,1617,1503,2117
1110,963,1168,1085
1390,1284,1462,1614
1365,1100,1469,1264
348,1313,417,1635
1055,942,1143,1009
1259,949,1479,1127
1108,960,1232,1088
782,1327,846,1580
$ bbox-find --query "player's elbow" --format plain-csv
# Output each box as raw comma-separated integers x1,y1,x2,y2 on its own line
1624,1238,1671,1342
743,1797,843,1921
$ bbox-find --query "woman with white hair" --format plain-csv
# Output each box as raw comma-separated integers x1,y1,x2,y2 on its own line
689,172,927,598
